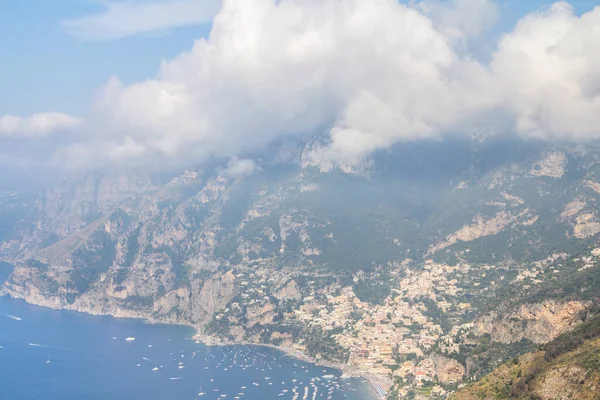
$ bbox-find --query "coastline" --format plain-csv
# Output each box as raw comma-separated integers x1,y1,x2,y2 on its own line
0,291,387,399
193,337,386,399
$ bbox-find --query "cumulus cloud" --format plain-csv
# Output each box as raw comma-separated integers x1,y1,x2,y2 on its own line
414,0,500,45
491,2,600,140
0,113,82,137
23,0,600,169
223,158,260,177
62,0,221,40
76,0,499,167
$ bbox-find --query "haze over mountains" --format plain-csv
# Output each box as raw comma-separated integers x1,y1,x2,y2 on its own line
2,0,600,398
2,136,600,397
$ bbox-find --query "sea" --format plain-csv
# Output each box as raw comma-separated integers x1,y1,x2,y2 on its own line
0,263,377,400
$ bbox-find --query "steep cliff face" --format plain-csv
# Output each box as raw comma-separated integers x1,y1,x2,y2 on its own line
453,314,600,400
4,140,600,398
433,354,465,384
474,300,589,344
0,172,157,262
1,264,236,326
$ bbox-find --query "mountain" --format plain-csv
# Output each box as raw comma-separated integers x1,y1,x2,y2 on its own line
2,137,600,398
452,309,600,400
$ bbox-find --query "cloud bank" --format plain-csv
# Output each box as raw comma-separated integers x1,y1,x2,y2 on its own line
0,113,82,137
62,0,221,40
7,0,600,169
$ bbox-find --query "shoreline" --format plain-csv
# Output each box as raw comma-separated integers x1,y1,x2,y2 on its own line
191,335,387,400
0,291,387,399
194,339,387,400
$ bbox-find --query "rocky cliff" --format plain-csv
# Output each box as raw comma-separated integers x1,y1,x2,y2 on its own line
3,139,600,398
473,300,589,344
453,313,600,400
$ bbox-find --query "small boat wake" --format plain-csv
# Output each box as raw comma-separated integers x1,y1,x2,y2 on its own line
29,343,51,348
169,377,182,380
1,313,22,321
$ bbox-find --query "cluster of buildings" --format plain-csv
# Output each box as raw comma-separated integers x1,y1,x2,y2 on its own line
210,259,492,398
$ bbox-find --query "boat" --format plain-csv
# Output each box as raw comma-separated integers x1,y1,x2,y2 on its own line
125,337,135,341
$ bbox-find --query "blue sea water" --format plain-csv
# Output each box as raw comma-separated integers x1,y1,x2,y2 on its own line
0,264,377,400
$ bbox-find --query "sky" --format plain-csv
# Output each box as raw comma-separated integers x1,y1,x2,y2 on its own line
1,0,599,172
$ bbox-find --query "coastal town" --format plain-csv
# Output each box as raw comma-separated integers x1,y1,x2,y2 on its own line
199,240,597,399
203,258,494,398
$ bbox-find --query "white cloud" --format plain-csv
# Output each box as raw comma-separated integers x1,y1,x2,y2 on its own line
223,158,259,177
27,0,600,169
62,0,221,40
491,2,600,140
76,0,499,167
414,0,500,45
0,112,82,137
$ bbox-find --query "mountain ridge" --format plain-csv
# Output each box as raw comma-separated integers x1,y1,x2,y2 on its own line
2,138,600,398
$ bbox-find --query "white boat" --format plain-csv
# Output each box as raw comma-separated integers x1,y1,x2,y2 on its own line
152,367,159,371
1,313,22,321
125,337,136,341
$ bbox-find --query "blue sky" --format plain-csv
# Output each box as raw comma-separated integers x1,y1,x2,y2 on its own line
0,1,213,116
0,0,596,117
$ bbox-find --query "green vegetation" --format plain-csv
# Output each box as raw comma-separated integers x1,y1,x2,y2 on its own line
155,246,189,288
353,278,390,305
447,336,535,378
123,227,141,267
302,326,349,363
68,230,117,293
71,230,117,272
123,295,154,308
543,312,600,362
24,259,49,271
453,304,600,400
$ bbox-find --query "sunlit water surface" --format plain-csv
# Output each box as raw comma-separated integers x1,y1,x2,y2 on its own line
0,263,377,400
